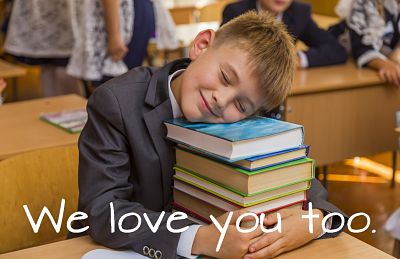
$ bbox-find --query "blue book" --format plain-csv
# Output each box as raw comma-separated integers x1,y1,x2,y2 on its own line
164,116,304,160
177,144,309,171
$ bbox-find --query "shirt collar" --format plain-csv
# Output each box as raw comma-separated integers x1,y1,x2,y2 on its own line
168,69,185,118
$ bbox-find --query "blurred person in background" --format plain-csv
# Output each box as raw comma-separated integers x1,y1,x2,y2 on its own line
68,0,176,92
332,0,400,87
67,0,134,89
222,0,348,68
4,0,85,97
123,0,156,69
222,0,348,120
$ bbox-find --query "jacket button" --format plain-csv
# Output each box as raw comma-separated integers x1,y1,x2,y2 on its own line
149,248,155,258
155,250,162,259
143,246,150,255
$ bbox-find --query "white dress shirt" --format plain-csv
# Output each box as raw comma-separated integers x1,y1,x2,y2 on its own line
168,69,203,258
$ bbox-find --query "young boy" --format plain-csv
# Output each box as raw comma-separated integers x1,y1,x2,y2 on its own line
77,11,345,259
222,0,347,68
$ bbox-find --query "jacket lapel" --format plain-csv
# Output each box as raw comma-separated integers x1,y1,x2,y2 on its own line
143,100,175,208
143,59,190,208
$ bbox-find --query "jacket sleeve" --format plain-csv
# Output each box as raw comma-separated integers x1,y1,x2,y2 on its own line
78,85,193,258
306,179,348,238
299,7,348,67
349,26,388,68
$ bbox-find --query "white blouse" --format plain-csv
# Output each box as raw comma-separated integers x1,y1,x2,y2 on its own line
67,0,134,81
4,0,74,58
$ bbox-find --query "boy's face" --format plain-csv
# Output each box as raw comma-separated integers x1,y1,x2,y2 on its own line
259,0,293,14
172,30,264,124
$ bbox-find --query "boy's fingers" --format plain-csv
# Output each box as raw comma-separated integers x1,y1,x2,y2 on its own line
395,72,400,87
382,70,392,84
232,209,252,222
390,72,399,87
248,232,282,253
388,72,396,85
220,209,249,224
384,71,393,85
379,70,387,82
263,213,277,226
390,71,399,86
244,236,285,259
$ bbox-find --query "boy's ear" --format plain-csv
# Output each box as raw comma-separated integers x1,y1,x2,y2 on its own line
189,29,216,61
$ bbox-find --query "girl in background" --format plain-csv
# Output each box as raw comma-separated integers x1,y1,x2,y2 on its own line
335,0,400,87
68,0,177,91
67,0,134,86
123,0,155,69
4,0,84,97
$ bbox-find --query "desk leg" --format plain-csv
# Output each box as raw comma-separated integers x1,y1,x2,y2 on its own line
394,238,400,258
323,165,328,187
12,78,18,101
392,150,397,188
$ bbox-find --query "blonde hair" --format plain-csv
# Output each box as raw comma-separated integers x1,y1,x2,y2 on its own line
213,11,295,112
377,0,385,17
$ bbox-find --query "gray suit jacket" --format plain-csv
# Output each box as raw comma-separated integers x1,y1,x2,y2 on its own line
77,59,346,258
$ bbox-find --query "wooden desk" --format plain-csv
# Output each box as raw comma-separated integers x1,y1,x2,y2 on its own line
0,60,26,78
0,59,27,101
166,0,217,24
0,94,86,160
286,62,400,166
0,233,393,259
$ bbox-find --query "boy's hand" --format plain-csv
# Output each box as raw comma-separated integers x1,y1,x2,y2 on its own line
192,210,264,259
243,208,324,259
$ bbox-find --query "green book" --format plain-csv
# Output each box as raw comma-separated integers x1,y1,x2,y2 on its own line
40,108,87,134
175,148,314,195
173,163,312,207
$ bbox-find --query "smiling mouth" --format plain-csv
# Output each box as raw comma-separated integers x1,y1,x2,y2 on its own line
200,92,218,117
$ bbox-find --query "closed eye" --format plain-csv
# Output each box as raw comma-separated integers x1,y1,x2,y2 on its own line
236,99,246,113
221,69,230,85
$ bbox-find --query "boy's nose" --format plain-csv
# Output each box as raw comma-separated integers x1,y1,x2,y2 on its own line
212,87,237,110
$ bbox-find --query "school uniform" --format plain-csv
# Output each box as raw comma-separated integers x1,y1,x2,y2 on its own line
123,0,156,69
77,59,346,258
348,5,400,67
221,0,348,67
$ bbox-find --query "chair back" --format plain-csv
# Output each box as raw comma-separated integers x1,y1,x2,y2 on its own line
0,145,79,253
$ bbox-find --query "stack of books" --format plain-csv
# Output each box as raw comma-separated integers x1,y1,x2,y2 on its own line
165,116,314,224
